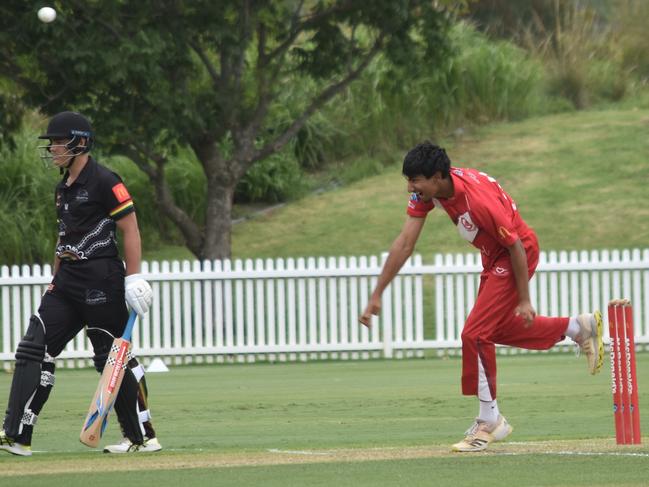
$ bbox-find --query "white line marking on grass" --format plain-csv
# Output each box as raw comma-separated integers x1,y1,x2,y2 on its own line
31,448,201,454
163,448,205,452
553,451,649,457
494,451,649,458
506,441,551,445
268,448,331,456
31,450,100,454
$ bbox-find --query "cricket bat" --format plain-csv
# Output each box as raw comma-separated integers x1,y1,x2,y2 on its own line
80,310,137,448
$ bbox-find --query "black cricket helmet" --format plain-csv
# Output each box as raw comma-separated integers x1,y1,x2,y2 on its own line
38,111,94,156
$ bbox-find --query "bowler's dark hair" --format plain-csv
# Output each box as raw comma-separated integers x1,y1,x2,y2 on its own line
402,142,451,179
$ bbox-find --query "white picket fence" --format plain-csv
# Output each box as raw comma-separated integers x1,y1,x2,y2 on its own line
1,249,648,367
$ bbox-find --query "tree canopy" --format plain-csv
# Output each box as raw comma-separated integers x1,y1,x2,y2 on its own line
0,0,460,259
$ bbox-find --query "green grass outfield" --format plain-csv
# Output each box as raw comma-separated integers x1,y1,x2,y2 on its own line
1,354,648,486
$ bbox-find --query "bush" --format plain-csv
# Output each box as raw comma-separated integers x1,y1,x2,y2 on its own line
586,60,628,102
614,1,649,82
315,21,546,161
235,148,307,203
447,22,546,120
519,2,633,109
0,127,59,265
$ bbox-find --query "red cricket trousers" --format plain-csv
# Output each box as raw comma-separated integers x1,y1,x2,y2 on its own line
461,235,568,399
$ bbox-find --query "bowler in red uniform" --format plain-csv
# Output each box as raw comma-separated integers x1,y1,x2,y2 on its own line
359,141,604,452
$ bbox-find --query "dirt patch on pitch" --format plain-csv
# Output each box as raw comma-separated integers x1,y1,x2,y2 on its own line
1,438,647,476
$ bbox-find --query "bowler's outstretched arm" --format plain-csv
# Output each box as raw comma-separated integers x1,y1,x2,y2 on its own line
359,215,427,327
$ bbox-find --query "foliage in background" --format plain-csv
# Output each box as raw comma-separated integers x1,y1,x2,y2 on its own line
464,0,611,37
1,2,648,264
104,155,186,251
291,21,546,178
0,0,461,261
0,127,58,264
0,79,25,149
471,0,649,110
613,0,649,82
235,148,306,203
517,2,625,109
134,21,547,217
229,106,649,260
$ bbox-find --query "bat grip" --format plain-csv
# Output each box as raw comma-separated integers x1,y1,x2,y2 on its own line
122,310,138,342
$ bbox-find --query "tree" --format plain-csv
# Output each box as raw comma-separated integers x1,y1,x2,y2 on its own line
0,0,459,259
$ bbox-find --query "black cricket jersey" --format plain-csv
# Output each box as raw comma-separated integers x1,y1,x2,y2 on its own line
55,157,135,261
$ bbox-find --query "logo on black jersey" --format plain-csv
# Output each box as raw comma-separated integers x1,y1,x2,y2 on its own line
86,289,108,305
75,189,89,201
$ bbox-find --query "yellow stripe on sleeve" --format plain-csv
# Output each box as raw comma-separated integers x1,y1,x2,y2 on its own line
109,200,134,217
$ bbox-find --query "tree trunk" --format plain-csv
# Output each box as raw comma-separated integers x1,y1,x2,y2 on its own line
122,144,206,259
153,170,205,258
201,177,235,260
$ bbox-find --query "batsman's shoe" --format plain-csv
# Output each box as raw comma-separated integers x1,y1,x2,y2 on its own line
575,311,604,375
451,415,513,452
0,430,32,457
141,437,162,452
103,436,162,453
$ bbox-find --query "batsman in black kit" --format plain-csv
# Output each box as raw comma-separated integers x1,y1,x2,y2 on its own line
0,111,162,455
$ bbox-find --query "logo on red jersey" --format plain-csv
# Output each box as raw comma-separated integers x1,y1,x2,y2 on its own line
460,215,475,231
456,211,478,243
111,183,131,203
498,226,511,240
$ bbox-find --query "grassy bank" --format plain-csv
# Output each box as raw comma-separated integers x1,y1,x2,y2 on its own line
223,105,649,262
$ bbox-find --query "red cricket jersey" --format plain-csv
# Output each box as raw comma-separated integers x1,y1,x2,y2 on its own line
407,167,536,272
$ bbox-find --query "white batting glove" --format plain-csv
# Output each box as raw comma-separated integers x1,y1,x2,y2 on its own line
125,274,153,316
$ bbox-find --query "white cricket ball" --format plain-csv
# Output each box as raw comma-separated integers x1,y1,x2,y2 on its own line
37,7,57,23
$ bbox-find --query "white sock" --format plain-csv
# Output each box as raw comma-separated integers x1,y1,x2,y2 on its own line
478,399,500,423
565,317,580,339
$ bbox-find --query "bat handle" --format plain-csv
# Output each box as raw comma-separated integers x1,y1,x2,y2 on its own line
121,310,138,342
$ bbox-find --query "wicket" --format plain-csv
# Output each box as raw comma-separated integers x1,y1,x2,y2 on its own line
608,299,641,444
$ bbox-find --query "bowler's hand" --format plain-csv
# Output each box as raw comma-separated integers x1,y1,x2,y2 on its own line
359,295,381,328
515,300,536,328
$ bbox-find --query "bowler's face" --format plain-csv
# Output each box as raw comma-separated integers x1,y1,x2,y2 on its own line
406,174,444,201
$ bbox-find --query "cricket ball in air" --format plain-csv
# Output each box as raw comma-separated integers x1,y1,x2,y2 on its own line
37,7,57,23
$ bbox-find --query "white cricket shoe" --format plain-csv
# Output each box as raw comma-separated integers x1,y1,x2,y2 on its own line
452,415,513,452
0,430,32,457
141,437,162,452
103,436,162,453
575,311,604,375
